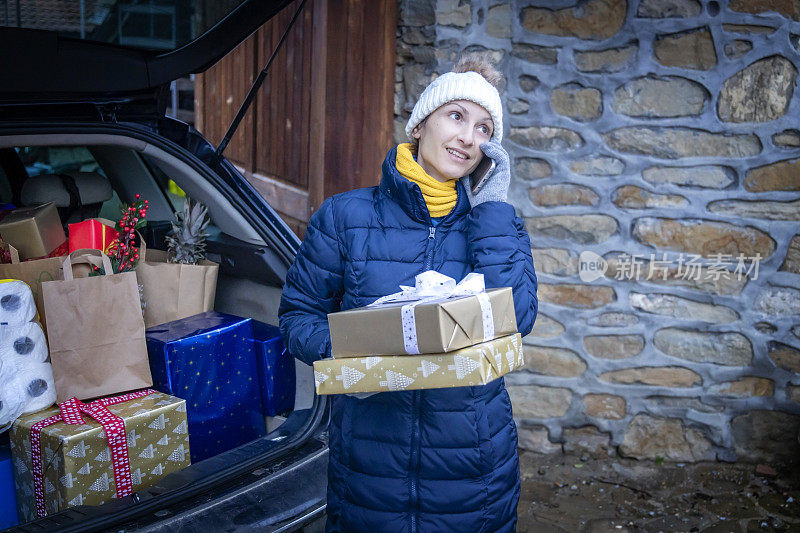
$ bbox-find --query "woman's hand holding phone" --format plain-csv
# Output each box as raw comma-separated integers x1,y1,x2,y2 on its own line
461,140,511,208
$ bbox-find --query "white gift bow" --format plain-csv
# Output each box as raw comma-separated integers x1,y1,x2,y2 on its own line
368,270,495,354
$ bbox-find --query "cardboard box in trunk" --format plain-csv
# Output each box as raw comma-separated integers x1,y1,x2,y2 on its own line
314,333,524,395
328,287,517,357
0,203,65,260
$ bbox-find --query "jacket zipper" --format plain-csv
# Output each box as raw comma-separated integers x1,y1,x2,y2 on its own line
412,226,435,532
410,389,421,533
424,226,436,270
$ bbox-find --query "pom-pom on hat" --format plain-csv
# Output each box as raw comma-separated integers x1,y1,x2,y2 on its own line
405,70,503,143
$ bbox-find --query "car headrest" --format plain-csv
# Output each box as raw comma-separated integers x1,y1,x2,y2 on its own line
21,172,113,207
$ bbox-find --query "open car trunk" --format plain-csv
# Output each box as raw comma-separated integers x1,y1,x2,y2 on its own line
0,118,328,532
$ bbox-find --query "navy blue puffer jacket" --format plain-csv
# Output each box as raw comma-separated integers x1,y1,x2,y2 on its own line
279,146,538,532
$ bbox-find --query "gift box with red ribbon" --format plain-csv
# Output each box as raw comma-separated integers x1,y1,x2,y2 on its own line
67,219,119,255
9,389,190,522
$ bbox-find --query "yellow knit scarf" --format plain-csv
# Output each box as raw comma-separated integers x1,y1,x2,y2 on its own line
395,143,457,218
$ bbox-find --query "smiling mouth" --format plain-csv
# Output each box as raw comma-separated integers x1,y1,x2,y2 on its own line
446,147,469,160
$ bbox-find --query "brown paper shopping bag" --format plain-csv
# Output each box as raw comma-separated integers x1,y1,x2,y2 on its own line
0,244,64,332
41,249,152,402
135,239,218,328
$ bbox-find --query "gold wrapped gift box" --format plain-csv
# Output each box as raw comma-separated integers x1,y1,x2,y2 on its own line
9,391,191,522
314,333,524,395
328,287,517,357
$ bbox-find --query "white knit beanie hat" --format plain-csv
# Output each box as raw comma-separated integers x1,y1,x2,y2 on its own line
405,70,503,143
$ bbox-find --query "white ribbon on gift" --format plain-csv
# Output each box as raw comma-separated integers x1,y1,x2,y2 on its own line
368,270,495,355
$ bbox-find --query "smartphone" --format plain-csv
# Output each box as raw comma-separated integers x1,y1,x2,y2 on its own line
469,155,496,194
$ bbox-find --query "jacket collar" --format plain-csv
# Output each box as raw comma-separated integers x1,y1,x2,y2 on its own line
378,145,470,226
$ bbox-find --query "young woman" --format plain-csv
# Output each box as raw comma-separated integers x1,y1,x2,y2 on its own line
279,54,538,532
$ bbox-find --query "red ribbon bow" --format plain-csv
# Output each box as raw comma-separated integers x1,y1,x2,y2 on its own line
29,389,155,518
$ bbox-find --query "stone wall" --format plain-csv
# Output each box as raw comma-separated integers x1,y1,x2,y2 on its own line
395,0,800,463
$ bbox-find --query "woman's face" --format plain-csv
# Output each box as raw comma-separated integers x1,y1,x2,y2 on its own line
412,99,494,183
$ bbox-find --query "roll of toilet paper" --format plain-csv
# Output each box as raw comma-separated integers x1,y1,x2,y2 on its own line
0,280,37,325
16,361,56,415
0,366,25,433
0,321,48,364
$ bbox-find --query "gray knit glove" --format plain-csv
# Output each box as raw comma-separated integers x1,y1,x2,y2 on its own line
461,140,511,208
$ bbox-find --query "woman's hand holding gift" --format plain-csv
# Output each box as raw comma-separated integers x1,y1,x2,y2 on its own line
461,140,511,208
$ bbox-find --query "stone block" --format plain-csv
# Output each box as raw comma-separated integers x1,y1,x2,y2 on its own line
508,98,530,114
511,43,559,65
722,23,776,34
532,247,577,277
745,159,800,191
486,3,511,38
779,235,800,274
644,395,723,413
563,426,613,456
604,253,749,296
602,127,761,158
508,385,572,418
521,0,627,40
724,40,753,59
710,377,774,397
631,217,775,258
599,367,702,387
772,129,800,148
642,165,735,189
613,76,708,117
509,126,584,152
587,312,639,327
529,184,599,207
525,214,618,244
575,42,638,72
537,283,616,309
570,156,625,176
707,199,800,220
613,185,688,209
718,56,797,123
583,334,645,359
728,0,800,21
524,312,565,339
517,426,562,454
755,286,800,316
583,394,626,420
523,345,587,377
653,328,753,366
767,341,800,373
515,157,552,179
519,74,540,92
654,28,717,70
619,414,715,461
435,0,471,27
400,0,435,26
550,83,602,121
629,292,738,323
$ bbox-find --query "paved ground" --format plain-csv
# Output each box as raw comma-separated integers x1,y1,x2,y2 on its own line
516,451,800,532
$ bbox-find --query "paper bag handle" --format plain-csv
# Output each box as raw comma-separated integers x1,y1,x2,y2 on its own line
62,249,114,280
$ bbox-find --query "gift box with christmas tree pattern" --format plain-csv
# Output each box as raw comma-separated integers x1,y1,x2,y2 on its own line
313,333,524,395
9,390,190,522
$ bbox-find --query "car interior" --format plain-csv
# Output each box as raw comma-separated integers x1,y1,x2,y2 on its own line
0,133,317,443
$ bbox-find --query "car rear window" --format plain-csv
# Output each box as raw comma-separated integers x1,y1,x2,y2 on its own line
0,0,247,51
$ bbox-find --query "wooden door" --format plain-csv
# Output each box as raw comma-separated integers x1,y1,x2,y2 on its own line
195,0,397,237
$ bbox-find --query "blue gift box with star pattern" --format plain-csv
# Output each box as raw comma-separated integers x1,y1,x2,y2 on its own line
0,436,19,529
252,321,295,416
145,311,267,462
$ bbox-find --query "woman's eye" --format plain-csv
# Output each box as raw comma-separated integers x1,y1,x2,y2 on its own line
449,111,461,120
479,125,491,135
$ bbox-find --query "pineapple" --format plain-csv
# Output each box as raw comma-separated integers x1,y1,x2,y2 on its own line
166,197,211,264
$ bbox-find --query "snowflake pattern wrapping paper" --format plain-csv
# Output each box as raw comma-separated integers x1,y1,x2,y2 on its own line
314,333,524,395
328,286,517,357
8,391,190,522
